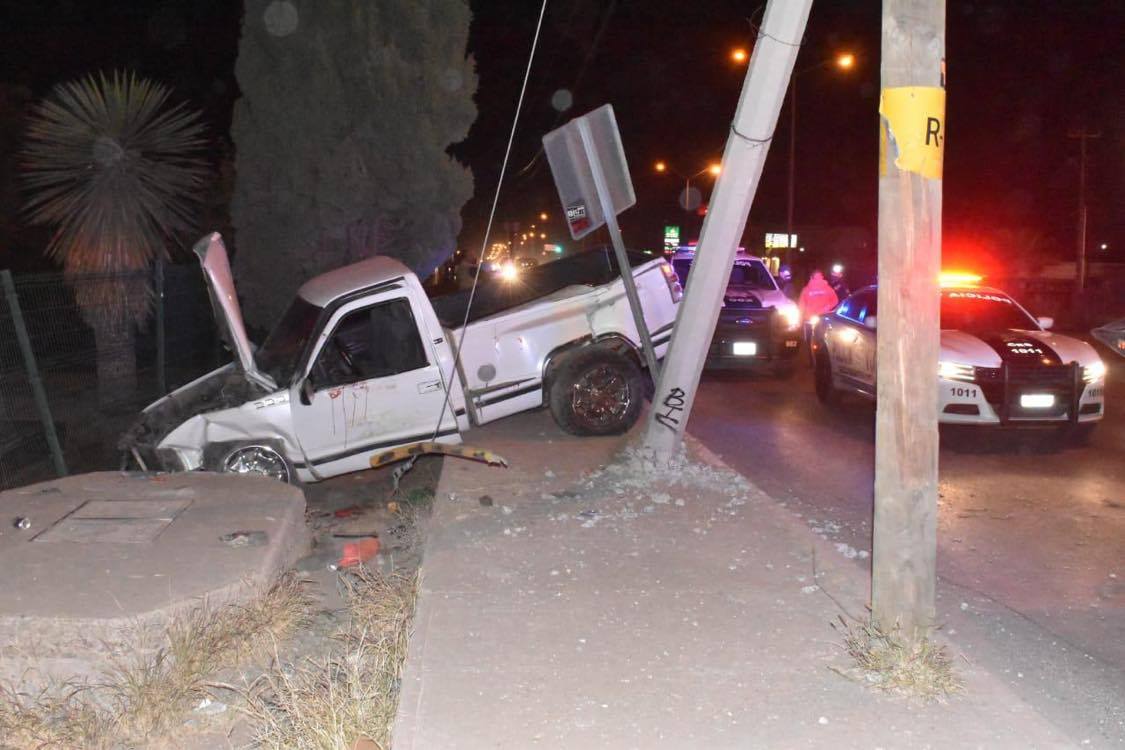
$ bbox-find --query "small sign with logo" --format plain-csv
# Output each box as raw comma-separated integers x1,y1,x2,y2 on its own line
566,202,590,234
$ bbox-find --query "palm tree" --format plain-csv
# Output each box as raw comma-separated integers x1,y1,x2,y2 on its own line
21,71,207,406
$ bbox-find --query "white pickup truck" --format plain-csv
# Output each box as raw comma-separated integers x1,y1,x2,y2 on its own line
121,234,682,483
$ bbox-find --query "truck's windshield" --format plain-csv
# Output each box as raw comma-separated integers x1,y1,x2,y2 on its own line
256,296,322,384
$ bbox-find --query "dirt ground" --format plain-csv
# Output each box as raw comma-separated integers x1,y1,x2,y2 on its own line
174,457,444,749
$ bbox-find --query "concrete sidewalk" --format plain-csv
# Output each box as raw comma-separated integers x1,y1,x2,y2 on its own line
393,410,1075,749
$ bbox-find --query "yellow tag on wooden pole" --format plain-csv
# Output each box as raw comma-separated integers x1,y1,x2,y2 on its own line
879,86,946,179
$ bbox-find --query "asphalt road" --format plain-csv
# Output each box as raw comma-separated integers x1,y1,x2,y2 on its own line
688,345,1125,742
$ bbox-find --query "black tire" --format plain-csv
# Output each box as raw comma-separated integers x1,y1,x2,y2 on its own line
814,352,838,405
549,347,645,436
205,441,296,484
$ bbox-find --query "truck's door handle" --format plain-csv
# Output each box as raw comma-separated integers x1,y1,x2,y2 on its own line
417,380,443,394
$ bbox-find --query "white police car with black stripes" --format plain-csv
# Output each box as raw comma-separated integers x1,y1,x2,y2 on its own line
811,277,1106,440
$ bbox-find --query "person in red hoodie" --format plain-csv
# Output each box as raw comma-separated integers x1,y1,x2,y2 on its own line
798,270,839,362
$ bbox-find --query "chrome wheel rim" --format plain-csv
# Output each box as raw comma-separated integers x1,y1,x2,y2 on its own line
223,446,290,483
571,364,630,429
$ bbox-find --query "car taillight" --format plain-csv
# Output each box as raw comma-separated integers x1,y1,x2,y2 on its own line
659,262,683,303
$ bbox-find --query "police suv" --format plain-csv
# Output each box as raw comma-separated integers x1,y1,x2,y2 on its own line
671,247,801,376
811,277,1107,438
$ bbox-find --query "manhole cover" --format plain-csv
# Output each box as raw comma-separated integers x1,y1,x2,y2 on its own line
34,498,191,544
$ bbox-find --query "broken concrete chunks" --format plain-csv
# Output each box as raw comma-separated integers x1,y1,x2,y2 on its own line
220,530,269,547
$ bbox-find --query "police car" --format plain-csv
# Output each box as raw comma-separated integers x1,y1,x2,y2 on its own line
811,275,1107,437
671,247,801,376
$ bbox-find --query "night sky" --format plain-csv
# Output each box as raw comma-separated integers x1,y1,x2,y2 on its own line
1,0,1122,276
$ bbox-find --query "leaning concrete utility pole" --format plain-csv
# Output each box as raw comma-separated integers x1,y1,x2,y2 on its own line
641,0,812,459
871,0,946,640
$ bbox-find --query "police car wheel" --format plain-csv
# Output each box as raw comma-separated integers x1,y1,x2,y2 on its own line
814,354,838,405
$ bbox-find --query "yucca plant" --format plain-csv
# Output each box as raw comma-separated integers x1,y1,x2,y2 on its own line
21,71,207,406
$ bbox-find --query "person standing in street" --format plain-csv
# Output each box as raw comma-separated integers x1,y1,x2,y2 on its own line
777,264,796,298
829,263,850,302
798,270,839,362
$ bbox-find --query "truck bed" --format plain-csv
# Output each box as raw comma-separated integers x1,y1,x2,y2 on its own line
430,247,654,328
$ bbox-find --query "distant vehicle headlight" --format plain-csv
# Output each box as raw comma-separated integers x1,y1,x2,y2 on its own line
1083,359,1106,383
938,360,975,382
500,263,519,282
777,302,800,330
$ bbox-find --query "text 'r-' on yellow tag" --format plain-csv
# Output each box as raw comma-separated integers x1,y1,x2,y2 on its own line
879,86,945,180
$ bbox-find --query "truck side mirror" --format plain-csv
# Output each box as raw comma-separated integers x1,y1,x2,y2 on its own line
1037,316,1054,330
864,315,877,330
299,378,315,406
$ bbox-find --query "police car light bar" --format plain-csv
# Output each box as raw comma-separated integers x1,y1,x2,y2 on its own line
939,271,983,288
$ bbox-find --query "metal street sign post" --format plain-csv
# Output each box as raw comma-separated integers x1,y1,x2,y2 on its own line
543,105,660,377
641,0,812,459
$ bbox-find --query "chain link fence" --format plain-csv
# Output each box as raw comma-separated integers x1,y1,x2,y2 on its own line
0,262,220,489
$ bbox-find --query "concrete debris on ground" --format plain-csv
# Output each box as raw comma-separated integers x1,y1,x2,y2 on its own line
393,410,1087,749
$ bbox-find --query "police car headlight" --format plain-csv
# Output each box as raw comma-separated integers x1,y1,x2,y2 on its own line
777,302,800,330
938,360,975,383
1083,359,1106,383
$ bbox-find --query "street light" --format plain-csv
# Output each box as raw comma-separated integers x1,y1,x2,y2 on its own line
539,212,548,221
731,48,748,64
653,160,722,212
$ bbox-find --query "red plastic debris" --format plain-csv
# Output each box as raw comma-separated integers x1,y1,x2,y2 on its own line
336,537,380,568
333,505,364,518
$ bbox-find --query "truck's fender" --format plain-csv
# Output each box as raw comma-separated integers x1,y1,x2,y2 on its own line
542,333,645,394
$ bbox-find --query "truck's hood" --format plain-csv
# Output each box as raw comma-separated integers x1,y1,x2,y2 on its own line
193,233,276,392
119,364,260,449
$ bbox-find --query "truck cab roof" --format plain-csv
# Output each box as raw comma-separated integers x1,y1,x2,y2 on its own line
297,256,413,307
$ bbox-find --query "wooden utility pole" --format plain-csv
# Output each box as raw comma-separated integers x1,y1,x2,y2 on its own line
871,0,946,640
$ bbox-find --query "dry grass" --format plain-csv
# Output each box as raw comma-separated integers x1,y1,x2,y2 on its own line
0,572,312,749
830,615,964,702
0,685,111,750
243,567,420,750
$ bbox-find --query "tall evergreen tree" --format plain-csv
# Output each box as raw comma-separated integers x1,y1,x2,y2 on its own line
232,0,477,326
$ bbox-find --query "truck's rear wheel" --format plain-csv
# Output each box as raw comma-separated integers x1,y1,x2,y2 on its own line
549,348,644,436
